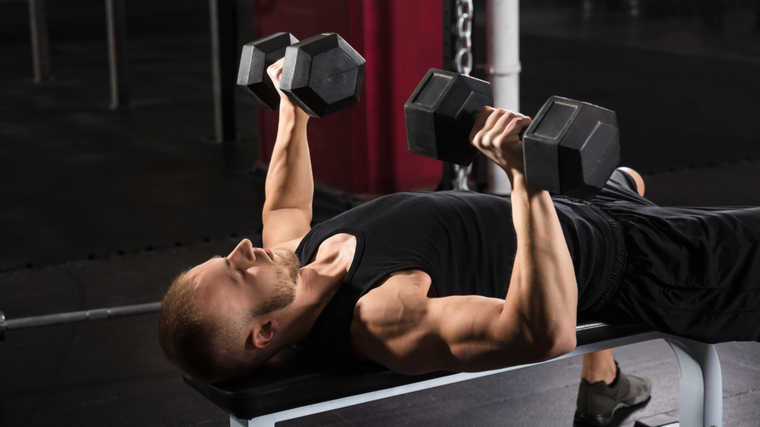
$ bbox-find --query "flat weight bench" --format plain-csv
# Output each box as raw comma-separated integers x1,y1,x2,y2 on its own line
185,321,723,427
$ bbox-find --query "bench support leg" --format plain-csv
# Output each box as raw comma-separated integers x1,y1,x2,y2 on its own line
232,414,275,427
665,338,722,427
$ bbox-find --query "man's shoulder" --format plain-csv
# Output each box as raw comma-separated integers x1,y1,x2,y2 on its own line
350,269,438,372
362,270,433,300
353,270,433,324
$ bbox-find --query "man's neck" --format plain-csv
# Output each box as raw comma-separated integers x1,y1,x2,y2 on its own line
276,233,357,345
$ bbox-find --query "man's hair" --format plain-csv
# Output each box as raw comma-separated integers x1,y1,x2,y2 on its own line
158,270,250,384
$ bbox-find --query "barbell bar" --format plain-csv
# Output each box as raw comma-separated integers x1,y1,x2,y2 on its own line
0,301,161,341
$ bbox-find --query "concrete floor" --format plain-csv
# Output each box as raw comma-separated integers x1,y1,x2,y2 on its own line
1,0,759,426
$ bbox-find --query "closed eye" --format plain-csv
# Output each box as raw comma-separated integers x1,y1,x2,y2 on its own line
238,268,246,278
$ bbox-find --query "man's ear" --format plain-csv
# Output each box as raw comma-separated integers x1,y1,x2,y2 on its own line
251,319,279,349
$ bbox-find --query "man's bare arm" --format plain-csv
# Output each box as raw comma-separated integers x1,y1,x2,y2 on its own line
354,268,576,374
353,108,578,374
261,59,313,249
469,106,578,359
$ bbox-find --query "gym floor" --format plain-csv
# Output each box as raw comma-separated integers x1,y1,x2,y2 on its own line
1,0,759,426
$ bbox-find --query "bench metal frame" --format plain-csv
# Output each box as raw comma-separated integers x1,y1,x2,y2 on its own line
229,330,722,427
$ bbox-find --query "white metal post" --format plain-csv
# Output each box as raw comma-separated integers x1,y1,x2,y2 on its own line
666,338,723,427
486,0,521,195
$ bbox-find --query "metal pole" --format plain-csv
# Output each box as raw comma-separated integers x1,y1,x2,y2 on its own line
666,338,723,427
439,0,456,191
106,0,130,109
0,302,162,340
486,0,520,195
28,0,52,82
209,0,238,143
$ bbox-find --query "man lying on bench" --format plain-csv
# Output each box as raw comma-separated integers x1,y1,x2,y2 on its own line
158,59,760,427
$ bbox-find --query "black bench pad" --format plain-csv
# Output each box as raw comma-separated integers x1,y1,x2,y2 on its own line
185,321,653,420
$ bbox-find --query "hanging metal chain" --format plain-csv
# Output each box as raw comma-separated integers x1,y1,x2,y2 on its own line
455,163,472,191
454,0,474,191
455,0,473,76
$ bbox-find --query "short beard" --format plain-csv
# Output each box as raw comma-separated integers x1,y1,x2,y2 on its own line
250,248,300,318
274,248,300,285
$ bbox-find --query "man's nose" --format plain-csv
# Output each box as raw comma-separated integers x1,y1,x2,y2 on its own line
230,239,255,262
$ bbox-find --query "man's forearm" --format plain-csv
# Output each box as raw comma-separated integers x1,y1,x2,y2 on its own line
503,173,578,357
467,107,577,360
263,105,312,216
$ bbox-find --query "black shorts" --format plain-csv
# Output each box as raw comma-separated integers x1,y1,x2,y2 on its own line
591,169,760,343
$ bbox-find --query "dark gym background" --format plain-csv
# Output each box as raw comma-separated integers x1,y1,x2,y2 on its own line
1,0,759,426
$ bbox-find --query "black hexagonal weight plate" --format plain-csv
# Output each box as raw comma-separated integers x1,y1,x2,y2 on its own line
280,33,366,118
522,96,620,199
237,32,299,111
405,69,493,166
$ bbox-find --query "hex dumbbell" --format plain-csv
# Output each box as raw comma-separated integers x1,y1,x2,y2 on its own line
404,69,620,199
237,32,365,118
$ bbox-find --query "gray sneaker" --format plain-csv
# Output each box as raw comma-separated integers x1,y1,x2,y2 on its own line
574,363,652,426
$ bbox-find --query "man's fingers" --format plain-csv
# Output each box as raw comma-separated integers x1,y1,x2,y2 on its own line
510,116,532,142
268,57,285,69
505,115,531,136
482,109,514,147
470,108,531,152
469,106,497,142
266,58,285,81
467,107,532,170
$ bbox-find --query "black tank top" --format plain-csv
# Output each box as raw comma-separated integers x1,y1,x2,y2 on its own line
295,191,619,369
